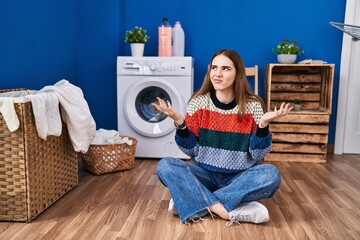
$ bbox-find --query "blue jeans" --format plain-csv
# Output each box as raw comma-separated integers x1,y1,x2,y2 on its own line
156,157,281,223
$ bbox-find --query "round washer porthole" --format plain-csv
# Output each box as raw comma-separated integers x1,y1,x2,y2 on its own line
135,86,170,123
124,77,185,137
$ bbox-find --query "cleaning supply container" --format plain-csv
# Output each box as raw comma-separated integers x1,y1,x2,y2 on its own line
158,18,172,56
172,21,185,56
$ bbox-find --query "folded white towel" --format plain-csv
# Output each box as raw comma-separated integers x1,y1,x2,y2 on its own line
27,92,62,140
0,97,20,132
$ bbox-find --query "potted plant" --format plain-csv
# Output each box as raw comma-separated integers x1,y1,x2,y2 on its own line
294,99,302,111
124,26,150,57
272,39,304,64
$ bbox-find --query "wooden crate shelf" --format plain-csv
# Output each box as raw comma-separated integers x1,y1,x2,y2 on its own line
264,64,335,163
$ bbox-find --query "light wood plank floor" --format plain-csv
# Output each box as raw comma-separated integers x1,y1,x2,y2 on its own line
1,154,360,240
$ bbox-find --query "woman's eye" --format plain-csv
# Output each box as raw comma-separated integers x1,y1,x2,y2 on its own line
211,65,217,70
222,67,230,71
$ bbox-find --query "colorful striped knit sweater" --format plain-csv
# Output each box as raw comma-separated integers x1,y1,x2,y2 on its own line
176,92,272,173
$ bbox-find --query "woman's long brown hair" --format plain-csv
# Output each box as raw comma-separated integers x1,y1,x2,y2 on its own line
191,49,265,121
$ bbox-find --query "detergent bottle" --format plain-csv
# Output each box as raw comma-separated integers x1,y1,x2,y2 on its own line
158,18,172,56
172,21,185,56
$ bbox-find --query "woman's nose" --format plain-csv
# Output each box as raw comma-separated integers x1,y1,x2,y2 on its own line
215,69,222,77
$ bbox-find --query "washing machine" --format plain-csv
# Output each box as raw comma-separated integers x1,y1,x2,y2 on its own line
117,56,193,159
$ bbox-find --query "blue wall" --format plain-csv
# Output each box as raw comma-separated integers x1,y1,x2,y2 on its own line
0,0,346,144
0,1,77,89
77,0,120,130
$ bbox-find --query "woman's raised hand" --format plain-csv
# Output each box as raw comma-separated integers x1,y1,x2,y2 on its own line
151,97,183,122
260,102,293,127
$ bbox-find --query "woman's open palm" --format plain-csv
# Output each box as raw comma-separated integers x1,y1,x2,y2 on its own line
151,97,183,122
261,102,293,125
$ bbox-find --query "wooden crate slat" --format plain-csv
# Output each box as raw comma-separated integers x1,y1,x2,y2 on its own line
270,101,320,110
271,83,321,92
271,114,330,123
271,92,320,101
270,65,332,74
264,153,326,163
272,133,328,144
271,143,327,154
271,74,321,83
270,123,329,134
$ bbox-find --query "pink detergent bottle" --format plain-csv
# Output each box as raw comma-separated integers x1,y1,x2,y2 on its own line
158,18,172,56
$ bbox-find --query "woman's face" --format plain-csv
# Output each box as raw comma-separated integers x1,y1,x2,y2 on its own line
210,55,236,93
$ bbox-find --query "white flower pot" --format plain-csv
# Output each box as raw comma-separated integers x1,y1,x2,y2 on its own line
130,43,145,57
277,54,297,64
294,104,301,111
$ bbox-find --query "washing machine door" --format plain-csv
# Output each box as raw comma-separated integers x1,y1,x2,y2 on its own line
124,77,186,137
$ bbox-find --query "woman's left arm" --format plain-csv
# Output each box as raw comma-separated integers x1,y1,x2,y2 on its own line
249,102,293,162
258,102,293,128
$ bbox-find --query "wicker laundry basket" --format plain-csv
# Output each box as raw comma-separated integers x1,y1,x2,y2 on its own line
80,137,137,175
0,88,78,222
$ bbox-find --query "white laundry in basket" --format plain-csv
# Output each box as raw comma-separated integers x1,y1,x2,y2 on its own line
92,128,133,146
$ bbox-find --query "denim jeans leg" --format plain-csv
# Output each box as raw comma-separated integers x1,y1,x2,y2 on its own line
213,164,281,212
156,157,220,222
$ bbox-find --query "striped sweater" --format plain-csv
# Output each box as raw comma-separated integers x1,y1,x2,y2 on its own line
176,92,272,173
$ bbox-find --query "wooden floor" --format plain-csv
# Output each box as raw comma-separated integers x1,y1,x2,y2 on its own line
1,154,360,240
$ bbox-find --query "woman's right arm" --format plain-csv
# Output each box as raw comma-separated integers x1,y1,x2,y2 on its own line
175,126,199,157
151,97,199,157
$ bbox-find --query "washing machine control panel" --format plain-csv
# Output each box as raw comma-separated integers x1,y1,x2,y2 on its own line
145,63,177,73
117,57,193,76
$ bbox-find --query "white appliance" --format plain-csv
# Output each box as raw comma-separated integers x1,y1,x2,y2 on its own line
117,57,193,159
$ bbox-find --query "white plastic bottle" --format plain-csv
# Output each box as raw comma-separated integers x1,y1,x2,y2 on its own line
172,21,185,57
158,18,172,56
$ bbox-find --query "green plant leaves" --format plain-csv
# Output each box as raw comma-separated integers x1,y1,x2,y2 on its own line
272,39,304,55
124,26,149,43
